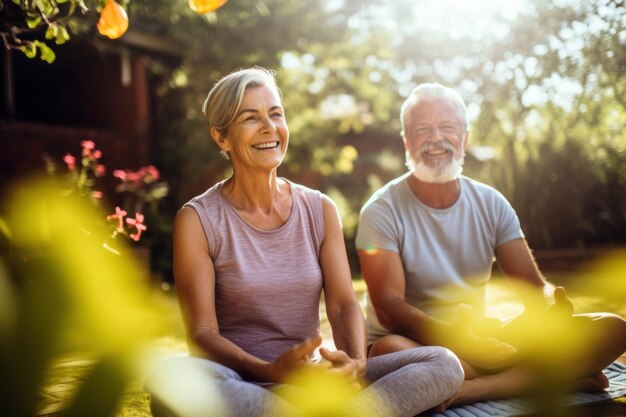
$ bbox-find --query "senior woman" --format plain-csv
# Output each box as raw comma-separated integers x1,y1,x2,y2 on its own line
145,67,464,417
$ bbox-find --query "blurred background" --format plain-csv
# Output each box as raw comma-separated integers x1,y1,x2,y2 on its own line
2,0,625,282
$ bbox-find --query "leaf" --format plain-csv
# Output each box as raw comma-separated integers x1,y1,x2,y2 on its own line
35,41,56,64
35,0,51,15
21,43,37,59
56,26,70,45
45,25,57,40
25,15,42,29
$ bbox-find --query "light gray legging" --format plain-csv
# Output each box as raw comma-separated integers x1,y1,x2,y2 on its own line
145,346,463,417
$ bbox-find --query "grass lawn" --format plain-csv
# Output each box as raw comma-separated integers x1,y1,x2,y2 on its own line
37,273,626,417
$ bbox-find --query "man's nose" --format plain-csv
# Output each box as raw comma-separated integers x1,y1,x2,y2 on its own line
429,126,444,141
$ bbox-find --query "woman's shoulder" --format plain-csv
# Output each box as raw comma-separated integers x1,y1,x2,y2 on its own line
184,180,226,210
282,178,325,207
284,178,322,197
283,178,330,214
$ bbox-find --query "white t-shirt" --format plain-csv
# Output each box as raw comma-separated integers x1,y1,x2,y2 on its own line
356,173,523,343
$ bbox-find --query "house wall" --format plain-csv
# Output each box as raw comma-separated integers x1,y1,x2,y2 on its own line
0,41,151,195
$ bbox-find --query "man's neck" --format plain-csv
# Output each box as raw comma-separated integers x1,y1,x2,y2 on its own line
407,174,461,209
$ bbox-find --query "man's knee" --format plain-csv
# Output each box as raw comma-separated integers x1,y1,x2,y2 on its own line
582,312,626,338
369,334,420,357
599,313,626,344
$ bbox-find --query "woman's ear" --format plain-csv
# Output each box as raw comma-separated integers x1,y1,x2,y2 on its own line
211,127,231,154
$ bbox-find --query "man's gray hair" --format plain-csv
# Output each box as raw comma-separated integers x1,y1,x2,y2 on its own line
399,83,469,136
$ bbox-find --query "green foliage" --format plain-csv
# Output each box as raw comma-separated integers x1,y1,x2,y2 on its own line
20,39,55,62
8,0,625,272
144,0,625,265
0,0,118,63
458,0,626,249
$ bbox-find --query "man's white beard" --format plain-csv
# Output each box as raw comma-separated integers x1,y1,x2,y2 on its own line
405,144,464,184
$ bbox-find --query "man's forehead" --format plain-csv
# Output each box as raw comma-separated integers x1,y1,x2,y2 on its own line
408,101,459,121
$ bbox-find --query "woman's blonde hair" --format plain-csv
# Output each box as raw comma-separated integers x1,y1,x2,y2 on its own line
202,66,281,142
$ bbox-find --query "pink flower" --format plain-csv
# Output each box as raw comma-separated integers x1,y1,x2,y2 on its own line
80,140,102,161
106,206,127,232
63,153,76,170
126,212,147,241
127,171,141,183
113,169,127,181
91,191,103,199
95,164,106,177
144,165,160,182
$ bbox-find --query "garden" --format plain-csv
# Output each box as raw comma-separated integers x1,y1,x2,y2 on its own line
1,0,625,416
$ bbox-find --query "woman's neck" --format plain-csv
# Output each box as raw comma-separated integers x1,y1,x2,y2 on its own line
221,170,292,229
222,171,277,208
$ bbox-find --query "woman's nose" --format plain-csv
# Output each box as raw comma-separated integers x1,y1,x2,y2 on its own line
260,115,277,133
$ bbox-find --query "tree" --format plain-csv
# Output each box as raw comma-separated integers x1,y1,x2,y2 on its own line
0,0,133,63
6,0,625,271
152,0,626,260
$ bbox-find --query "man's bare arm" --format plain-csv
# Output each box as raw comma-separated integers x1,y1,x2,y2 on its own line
495,238,557,306
360,248,517,369
358,248,447,345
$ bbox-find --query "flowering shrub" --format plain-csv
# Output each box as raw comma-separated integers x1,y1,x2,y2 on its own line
46,139,168,249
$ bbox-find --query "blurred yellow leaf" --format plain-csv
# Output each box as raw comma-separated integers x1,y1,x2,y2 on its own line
97,0,129,40
6,177,163,355
188,0,229,14
277,365,378,417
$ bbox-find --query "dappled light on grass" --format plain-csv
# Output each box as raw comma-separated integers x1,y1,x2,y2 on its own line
567,249,626,307
0,177,166,416
144,357,226,417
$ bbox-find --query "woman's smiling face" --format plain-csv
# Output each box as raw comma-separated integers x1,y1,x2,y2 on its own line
219,85,289,172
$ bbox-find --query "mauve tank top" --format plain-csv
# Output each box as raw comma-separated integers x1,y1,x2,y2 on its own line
184,179,325,363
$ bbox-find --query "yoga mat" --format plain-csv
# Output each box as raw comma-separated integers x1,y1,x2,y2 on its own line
421,361,626,417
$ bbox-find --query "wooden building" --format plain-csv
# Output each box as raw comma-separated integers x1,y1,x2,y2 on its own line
0,21,182,195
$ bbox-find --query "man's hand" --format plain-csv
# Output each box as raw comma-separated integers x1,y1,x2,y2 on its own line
548,286,574,317
498,286,577,356
445,305,518,370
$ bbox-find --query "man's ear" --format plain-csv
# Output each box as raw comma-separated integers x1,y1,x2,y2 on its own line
211,127,231,154
402,134,410,151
